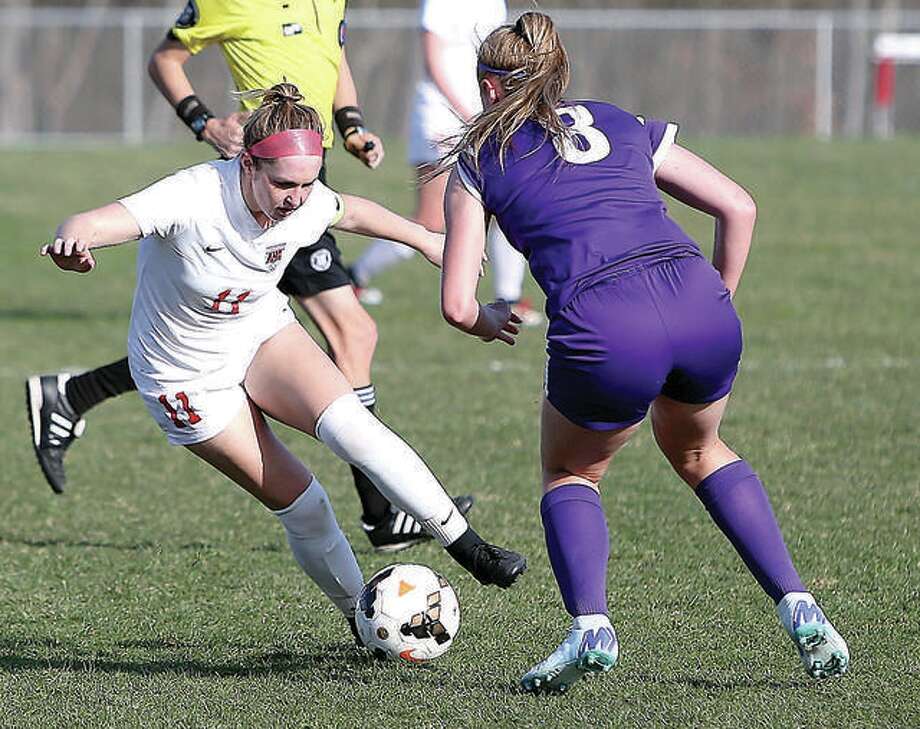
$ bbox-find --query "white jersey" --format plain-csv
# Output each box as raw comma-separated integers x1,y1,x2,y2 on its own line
120,158,343,440
410,0,506,163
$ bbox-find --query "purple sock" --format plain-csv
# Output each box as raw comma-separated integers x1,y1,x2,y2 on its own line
541,484,609,616
695,460,806,604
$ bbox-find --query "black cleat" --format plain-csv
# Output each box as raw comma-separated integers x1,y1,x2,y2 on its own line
26,374,85,494
361,495,475,553
467,542,527,589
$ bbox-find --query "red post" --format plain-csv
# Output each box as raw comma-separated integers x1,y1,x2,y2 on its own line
875,58,896,108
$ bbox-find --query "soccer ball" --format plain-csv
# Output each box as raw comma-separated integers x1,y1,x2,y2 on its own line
356,563,460,663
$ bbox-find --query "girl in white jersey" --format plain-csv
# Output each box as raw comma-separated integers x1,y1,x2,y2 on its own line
41,83,526,640
348,0,539,323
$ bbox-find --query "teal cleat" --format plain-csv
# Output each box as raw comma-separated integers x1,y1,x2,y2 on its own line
521,617,619,694
777,592,849,679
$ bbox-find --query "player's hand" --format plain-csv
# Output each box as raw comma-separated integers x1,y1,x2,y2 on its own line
201,111,249,159
345,130,385,169
475,300,522,346
40,237,96,273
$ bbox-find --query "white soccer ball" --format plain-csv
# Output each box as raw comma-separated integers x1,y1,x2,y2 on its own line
356,563,460,663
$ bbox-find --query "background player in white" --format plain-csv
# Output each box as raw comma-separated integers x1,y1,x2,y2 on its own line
38,85,526,639
348,0,541,324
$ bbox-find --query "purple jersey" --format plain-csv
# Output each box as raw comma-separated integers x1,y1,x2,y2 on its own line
457,100,700,317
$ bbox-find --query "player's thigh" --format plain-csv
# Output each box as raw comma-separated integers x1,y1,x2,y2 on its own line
541,397,640,492
186,397,313,509
244,321,352,436
299,284,377,344
649,393,733,464
414,165,449,232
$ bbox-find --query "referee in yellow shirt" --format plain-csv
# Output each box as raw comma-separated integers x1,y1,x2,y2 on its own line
26,0,473,552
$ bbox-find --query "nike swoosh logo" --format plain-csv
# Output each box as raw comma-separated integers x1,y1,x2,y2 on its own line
440,508,454,527
204,246,224,253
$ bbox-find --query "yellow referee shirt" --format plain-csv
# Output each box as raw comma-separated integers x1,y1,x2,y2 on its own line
170,0,348,148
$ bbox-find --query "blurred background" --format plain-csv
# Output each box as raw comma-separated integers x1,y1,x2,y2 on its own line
1,0,919,144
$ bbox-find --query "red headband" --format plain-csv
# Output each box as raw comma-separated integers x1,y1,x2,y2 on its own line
246,129,323,159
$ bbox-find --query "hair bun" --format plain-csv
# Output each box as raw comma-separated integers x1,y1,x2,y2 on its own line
262,82,304,107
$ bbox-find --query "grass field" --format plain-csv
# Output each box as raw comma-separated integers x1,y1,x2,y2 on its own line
1,137,918,728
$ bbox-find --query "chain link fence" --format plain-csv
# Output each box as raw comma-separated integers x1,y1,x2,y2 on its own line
2,7,920,143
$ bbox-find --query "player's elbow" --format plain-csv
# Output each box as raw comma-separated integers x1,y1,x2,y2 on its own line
441,301,465,329
725,189,757,227
147,51,164,83
441,297,474,330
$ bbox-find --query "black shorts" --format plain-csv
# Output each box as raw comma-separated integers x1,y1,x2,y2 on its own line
276,162,353,298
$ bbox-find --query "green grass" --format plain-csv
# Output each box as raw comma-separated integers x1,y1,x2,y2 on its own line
1,138,918,728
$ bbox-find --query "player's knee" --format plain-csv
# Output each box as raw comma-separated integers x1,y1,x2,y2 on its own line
659,440,723,485
541,463,603,490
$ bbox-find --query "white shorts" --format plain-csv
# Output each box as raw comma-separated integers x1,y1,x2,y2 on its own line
408,89,465,166
135,303,296,446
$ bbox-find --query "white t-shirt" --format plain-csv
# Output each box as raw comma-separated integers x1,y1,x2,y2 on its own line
120,158,343,395
415,0,506,130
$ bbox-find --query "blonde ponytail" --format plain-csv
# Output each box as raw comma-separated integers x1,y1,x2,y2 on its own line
434,12,571,176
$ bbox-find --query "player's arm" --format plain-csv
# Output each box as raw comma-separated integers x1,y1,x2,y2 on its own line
655,145,757,297
333,50,384,169
148,35,247,158
422,31,475,121
333,194,440,266
40,203,143,274
441,170,520,345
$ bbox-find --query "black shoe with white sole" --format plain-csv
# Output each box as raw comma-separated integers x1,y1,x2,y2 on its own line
362,494,475,552
26,373,85,494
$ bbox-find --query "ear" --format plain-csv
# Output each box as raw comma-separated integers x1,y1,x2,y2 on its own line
241,152,255,174
480,76,502,105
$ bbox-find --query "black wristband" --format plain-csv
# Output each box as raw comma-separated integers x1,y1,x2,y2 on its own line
335,106,365,138
176,94,213,141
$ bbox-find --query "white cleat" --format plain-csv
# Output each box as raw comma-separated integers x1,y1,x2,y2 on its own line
520,615,619,694
777,592,849,679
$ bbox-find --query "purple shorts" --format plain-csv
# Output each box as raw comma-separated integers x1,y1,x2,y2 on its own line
545,255,742,431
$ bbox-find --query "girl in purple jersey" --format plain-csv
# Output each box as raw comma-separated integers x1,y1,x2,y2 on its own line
438,12,849,693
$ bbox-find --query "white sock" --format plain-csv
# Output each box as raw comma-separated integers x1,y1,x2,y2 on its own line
350,238,416,287
316,394,468,546
272,478,365,617
488,222,527,302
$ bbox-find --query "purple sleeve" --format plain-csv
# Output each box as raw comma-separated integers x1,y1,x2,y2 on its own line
638,117,680,171
455,153,484,202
